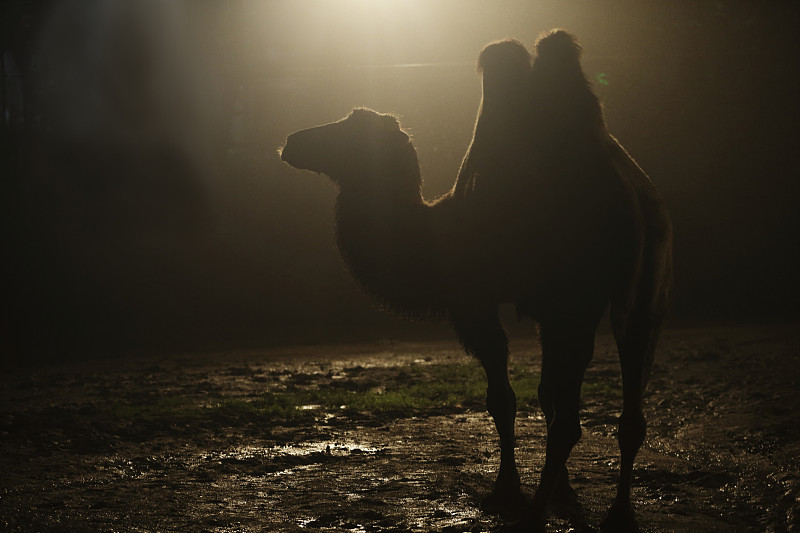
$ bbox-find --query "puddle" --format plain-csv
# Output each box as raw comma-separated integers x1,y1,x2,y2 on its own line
272,441,380,457
202,441,381,462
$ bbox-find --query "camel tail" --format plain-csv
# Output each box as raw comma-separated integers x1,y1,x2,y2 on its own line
604,135,672,525
609,137,673,393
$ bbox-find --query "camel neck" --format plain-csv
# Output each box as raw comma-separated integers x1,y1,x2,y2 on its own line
333,184,441,316
334,144,425,212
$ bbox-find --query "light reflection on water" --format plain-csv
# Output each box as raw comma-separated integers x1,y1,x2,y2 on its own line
208,441,380,461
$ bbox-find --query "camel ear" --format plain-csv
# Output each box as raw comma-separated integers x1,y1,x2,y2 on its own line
376,113,409,144
391,128,409,144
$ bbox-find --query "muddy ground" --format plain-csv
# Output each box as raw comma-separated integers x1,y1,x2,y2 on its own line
1,323,798,532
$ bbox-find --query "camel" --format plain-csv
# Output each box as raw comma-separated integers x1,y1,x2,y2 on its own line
279,29,672,533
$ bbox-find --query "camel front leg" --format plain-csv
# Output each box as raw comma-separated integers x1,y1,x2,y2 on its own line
513,317,598,532
451,307,526,517
482,349,522,511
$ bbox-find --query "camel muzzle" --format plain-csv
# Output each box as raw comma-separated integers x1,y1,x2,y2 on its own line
280,127,332,174
279,134,303,167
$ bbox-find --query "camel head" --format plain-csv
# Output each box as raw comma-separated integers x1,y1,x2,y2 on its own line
280,108,417,192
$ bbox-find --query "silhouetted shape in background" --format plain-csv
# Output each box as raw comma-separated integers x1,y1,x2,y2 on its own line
282,29,671,532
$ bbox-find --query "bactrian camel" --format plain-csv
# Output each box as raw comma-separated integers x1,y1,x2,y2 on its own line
280,29,672,533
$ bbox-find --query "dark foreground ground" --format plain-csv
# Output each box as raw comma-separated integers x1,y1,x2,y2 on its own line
1,323,798,532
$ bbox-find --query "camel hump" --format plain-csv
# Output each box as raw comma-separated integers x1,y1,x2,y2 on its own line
477,39,531,76
476,39,532,118
530,28,592,99
454,40,533,199
533,29,583,63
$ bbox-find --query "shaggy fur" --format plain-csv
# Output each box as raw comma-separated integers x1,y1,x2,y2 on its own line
281,29,672,532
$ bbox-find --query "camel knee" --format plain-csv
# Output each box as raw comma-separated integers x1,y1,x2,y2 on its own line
486,383,516,421
547,416,582,459
617,410,646,458
537,382,554,419
554,418,582,449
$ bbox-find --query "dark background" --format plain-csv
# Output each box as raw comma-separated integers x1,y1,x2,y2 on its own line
2,0,798,361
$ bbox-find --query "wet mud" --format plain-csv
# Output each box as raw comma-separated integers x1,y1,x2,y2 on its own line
1,324,798,532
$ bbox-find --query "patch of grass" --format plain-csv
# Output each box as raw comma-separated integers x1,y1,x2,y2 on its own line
209,363,546,420
203,362,620,420
209,395,306,420
209,367,490,419
509,367,541,410
100,362,619,424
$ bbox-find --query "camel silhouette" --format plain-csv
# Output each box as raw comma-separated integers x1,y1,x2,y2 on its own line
280,29,672,533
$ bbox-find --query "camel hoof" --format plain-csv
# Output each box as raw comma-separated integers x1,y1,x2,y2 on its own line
600,502,640,533
547,479,594,531
480,486,529,519
549,478,579,518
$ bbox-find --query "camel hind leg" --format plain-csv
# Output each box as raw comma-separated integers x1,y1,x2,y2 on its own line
601,303,663,532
